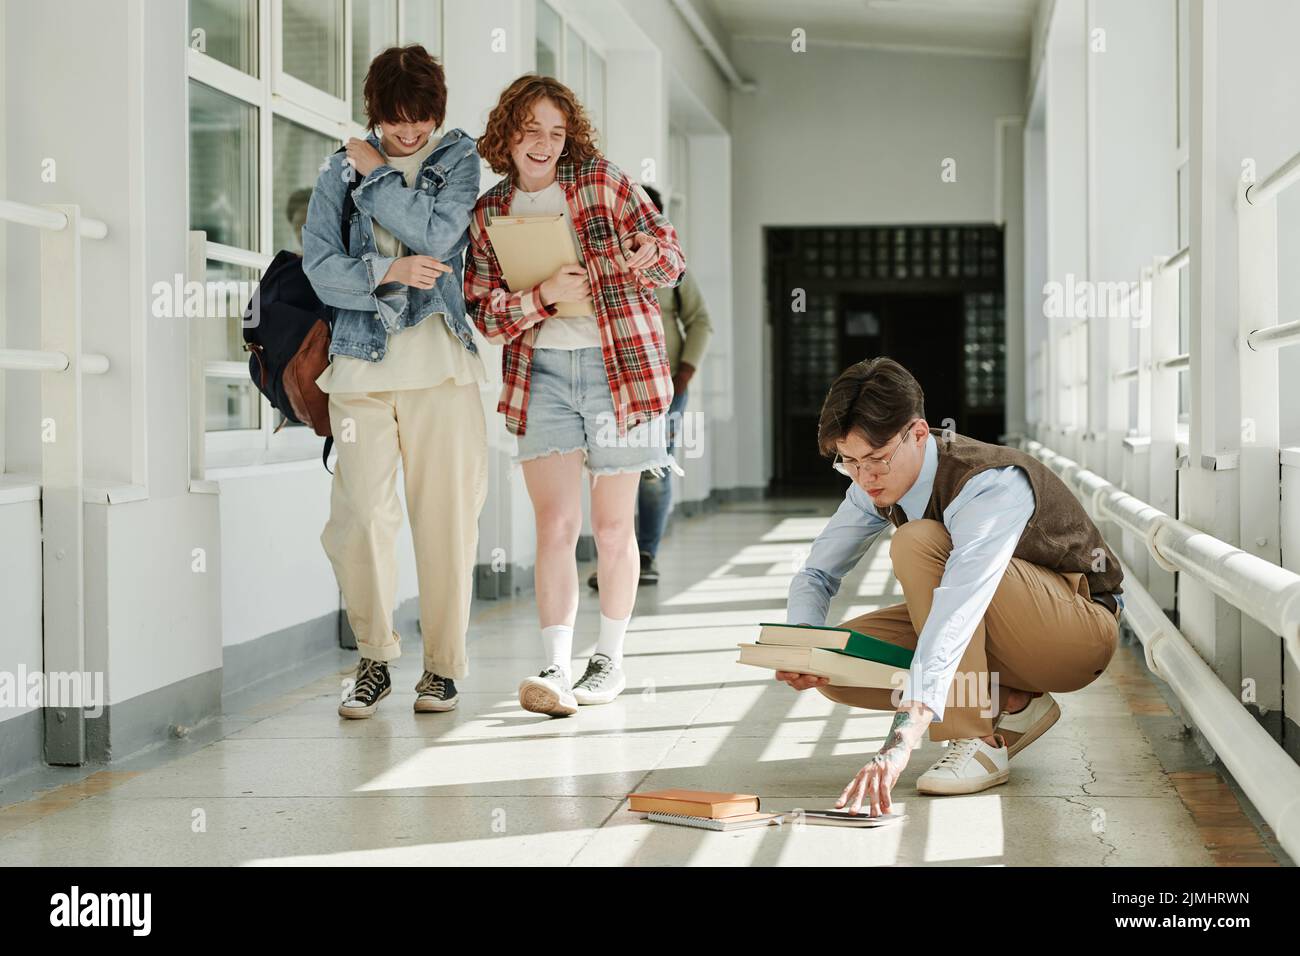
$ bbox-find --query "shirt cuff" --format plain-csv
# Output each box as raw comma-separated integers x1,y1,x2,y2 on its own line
902,670,947,723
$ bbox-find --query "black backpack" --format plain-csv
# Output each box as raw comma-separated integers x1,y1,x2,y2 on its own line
243,157,359,472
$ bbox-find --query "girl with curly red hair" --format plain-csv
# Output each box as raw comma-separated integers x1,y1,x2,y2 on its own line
464,74,685,717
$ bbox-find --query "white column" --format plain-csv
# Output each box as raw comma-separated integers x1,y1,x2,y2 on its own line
40,205,87,765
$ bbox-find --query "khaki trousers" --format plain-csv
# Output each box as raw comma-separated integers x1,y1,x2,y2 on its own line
321,381,488,677
819,518,1120,742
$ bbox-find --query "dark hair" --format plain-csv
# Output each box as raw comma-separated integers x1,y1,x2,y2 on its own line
478,74,599,177
641,184,664,213
362,45,447,129
286,187,313,223
816,357,926,456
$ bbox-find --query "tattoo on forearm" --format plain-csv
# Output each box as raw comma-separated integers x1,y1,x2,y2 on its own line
881,711,915,754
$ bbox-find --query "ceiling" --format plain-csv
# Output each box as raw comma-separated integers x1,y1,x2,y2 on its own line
702,0,1038,59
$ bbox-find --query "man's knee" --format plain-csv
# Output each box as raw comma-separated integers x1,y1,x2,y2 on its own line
888,518,949,567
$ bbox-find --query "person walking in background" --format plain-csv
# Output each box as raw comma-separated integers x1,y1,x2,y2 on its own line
464,74,685,718
302,45,487,719
588,184,711,589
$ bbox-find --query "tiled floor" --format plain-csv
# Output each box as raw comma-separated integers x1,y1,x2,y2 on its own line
0,499,1284,865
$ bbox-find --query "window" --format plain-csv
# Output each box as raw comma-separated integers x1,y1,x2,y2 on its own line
536,1,561,78
402,0,442,52
281,0,345,99
565,26,586,101
351,0,398,126
187,1,443,465
1176,0,1190,421
189,0,258,75
188,82,258,251
272,116,336,254
587,49,606,134
534,4,606,135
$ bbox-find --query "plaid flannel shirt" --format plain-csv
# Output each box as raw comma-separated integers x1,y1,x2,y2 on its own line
464,157,685,437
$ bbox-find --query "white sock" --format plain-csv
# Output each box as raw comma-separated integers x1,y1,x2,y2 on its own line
541,624,573,681
595,613,631,668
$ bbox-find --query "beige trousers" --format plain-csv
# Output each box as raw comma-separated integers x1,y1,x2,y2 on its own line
819,518,1121,742
321,381,488,677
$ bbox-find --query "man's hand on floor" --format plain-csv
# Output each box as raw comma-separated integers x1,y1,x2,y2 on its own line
837,704,931,816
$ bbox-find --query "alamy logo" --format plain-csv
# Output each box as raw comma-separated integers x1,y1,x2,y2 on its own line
0,667,104,717
49,886,151,936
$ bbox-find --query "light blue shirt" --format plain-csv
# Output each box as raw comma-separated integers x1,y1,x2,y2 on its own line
787,432,1041,723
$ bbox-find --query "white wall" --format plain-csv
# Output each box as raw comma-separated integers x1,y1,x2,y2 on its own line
729,40,1027,484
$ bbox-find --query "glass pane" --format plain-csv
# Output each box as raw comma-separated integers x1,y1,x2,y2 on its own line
273,117,338,254
1177,0,1189,152
189,81,258,250
587,51,605,134
204,260,257,362
189,0,257,75
351,0,398,127
536,0,560,78
204,259,261,432
206,379,262,431
402,0,442,54
565,26,585,100
282,0,344,98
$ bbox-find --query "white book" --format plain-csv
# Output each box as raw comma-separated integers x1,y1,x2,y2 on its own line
737,642,907,689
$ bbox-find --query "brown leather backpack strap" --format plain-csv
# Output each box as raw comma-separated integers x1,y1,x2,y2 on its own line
282,319,333,437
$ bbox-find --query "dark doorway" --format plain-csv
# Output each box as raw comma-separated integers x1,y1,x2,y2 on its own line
767,224,1006,493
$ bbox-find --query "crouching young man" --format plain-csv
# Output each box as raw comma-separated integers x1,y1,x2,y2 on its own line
777,357,1125,815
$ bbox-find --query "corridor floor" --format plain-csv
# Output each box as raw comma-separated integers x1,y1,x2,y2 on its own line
0,499,1284,866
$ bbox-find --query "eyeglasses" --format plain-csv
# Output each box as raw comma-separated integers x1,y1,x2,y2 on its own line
833,421,918,479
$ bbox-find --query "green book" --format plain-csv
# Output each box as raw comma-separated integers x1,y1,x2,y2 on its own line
757,622,914,670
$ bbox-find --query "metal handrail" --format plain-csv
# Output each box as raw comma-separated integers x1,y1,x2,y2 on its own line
0,198,107,240
207,241,272,271
1161,246,1190,272
1024,440,1300,668
1115,556,1300,864
1245,148,1300,206
1245,318,1300,352
1157,352,1189,371
1022,437,1300,861
0,349,108,374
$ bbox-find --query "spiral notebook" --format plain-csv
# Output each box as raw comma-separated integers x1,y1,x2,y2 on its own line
642,811,783,831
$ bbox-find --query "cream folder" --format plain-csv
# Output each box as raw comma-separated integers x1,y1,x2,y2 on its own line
484,214,597,317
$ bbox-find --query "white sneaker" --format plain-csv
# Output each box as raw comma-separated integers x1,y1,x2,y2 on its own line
572,653,626,705
518,665,578,717
915,736,1010,795
994,692,1060,758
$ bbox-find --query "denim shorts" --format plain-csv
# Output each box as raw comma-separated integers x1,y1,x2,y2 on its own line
514,347,683,482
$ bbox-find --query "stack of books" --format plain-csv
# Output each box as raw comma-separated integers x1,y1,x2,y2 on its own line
737,623,914,688
627,789,782,831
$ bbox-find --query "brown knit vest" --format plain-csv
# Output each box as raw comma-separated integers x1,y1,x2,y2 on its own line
882,432,1124,598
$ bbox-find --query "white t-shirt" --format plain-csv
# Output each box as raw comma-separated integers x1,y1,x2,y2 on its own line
316,133,487,394
507,181,601,350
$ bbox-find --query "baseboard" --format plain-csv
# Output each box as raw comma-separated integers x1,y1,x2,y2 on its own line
224,609,348,699
85,667,222,763
0,710,43,783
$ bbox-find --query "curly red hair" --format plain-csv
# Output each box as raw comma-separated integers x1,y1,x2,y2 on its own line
478,74,600,177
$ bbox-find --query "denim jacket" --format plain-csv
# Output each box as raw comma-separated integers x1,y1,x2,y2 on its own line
301,128,482,361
